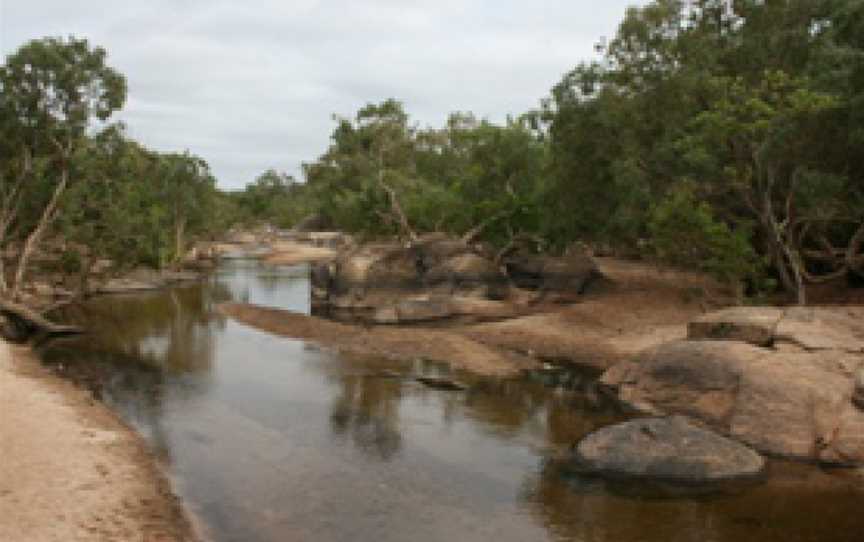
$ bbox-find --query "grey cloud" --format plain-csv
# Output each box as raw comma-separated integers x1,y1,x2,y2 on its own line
1,0,645,188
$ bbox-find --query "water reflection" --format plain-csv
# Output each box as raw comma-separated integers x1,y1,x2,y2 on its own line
329,375,404,460
37,260,864,542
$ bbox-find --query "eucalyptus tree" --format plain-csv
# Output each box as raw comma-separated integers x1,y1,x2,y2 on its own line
304,99,419,238
0,36,126,298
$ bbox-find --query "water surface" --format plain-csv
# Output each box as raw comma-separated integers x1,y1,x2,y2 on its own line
42,259,864,542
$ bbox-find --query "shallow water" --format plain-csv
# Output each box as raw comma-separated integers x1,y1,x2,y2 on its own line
41,259,864,542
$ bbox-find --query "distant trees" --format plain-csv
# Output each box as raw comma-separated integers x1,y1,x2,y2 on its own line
297,100,546,246
231,169,311,229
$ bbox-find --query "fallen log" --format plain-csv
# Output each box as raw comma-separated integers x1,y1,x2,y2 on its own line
0,298,83,343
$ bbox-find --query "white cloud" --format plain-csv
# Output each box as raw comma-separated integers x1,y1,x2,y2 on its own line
0,0,644,188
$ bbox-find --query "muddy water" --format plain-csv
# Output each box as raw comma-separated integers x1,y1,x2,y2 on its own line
41,260,864,542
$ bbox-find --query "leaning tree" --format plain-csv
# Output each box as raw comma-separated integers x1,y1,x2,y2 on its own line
0,36,126,299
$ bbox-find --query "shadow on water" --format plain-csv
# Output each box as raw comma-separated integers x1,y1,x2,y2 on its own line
37,259,864,542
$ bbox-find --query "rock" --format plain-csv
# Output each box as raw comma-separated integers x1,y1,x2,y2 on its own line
688,306,783,347
854,369,864,410
317,235,599,323
602,306,864,465
329,244,410,294
774,306,864,353
505,253,599,300
413,234,473,269
372,297,454,324
425,253,508,299
573,416,766,483
503,253,545,289
393,297,453,323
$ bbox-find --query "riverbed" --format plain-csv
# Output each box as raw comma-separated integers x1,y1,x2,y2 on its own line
39,259,864,542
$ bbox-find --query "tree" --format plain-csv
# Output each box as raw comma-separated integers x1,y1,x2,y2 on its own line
681,71,839,304
0,36,126,298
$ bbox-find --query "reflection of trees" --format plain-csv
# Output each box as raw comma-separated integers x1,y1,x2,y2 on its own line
329,375,404,460
455,370,623,447
518,461,721,542
50,279,232,374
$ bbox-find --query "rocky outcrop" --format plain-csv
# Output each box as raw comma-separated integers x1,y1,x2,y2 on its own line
601,306,864,465
573,416,766,483
312,235,601,324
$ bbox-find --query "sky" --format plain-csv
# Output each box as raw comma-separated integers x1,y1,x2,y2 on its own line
0,0,643,189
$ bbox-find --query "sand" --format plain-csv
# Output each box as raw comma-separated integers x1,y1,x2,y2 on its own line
0,341,198,542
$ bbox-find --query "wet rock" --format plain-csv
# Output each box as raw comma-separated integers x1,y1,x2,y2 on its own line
573,416,766,483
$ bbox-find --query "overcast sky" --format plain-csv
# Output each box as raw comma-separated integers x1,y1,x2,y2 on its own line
0,1,642,189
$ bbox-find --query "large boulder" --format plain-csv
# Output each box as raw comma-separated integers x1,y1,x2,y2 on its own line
573,416,766,483
602,306,864,465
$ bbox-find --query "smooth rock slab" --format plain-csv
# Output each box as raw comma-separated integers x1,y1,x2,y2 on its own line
573,416,766,483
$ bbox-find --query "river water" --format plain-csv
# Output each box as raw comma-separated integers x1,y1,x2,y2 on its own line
40,259,864,542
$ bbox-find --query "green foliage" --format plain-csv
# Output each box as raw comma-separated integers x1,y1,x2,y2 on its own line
231,169,316,229
298,101,547,245
1,36,228,295
648,185,760,286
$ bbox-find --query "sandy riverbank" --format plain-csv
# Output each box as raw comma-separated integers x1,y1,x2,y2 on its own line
0,341,199,542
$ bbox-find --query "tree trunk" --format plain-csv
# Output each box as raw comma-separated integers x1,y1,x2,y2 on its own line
0,148,33,295
760,197,805,305
376,149,417,243
174,217,187,267
10,167,69,300
847,221,864,275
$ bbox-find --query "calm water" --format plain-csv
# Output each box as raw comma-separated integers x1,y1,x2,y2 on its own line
41,260,864,542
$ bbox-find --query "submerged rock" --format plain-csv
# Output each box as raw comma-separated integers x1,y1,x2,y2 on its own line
573,416,766,483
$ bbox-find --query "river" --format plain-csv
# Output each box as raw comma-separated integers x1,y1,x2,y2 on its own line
40,259,864,542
